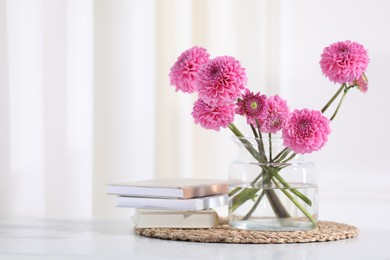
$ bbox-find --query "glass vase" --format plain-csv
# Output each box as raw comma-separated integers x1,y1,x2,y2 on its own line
228,136,318,231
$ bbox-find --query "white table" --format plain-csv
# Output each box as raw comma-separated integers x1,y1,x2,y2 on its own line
0,218,389,260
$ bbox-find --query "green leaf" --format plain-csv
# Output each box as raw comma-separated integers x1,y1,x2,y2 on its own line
230,188,259,213
228,187,242,197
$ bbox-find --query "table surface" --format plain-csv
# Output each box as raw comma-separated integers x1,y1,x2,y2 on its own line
0,218,389,260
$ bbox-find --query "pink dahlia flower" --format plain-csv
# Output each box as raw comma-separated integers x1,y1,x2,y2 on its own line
351,74,368,94
260,95,290,134
320,40,369,84
169,46,210,93
236,89,268,125
192,98,235,131
197,56,247,106
282,109,331,154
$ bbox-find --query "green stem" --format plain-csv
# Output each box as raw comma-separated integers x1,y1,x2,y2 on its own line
228,123,245,138
250,171,263,186
256,120,267,162
252,125,268,162
228,124,263,162
266,166,312,206
321,84,345,113
229,123,267,162
242,190,265,220
280,153,296,164
272,178,316,226
265,188,291,218
262,168,291,218
268,133,272,161
272,147,290,162
250,124,259,138
330,88,349,121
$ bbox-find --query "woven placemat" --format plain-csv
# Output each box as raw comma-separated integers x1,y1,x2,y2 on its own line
135,219,358,244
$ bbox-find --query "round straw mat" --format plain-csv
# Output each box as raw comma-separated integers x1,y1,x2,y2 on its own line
135,219,358,244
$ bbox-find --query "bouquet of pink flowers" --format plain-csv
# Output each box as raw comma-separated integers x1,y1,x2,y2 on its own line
169,41,369,229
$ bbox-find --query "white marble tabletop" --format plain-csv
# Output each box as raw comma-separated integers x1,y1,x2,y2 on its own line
0,218,389,260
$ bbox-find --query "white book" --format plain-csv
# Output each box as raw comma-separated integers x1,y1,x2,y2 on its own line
116,194,228,210
107,178,228,199
132,209,218,228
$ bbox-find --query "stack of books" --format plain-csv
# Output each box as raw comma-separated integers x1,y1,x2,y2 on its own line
107,178,228,228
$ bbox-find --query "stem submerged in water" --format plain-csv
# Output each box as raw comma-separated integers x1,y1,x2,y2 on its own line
272,178,316,226
229,124,298,219
228,123,316,225
242,190,265,220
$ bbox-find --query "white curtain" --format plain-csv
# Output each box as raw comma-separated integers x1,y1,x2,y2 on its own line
1,0,389,226
0,0,277,218
1,0,95,218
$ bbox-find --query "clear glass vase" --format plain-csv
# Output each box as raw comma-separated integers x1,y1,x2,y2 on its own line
228,136,318,231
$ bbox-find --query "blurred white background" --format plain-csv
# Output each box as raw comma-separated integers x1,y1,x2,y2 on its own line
0,0,389,229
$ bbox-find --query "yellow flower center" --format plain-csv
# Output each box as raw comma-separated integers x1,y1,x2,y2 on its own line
251,101,258,109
